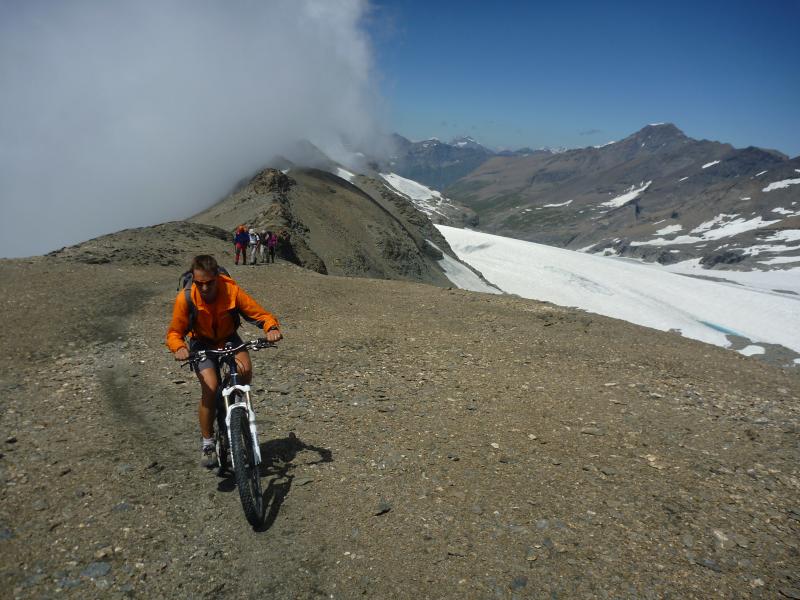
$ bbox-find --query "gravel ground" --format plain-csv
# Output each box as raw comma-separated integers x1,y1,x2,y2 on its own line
1,254,799,599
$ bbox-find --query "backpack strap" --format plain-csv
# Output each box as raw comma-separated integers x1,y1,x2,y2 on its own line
184,288,198,334
177,270,193,291
229,308,242,330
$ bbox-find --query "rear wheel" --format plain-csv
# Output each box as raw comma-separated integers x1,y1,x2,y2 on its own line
229,406,263,527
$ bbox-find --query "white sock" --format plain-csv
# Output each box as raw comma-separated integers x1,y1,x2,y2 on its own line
202,436,214,449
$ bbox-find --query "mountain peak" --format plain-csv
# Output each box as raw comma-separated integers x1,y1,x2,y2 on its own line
450,135,483,149
619,123,688,149
636,123,686,137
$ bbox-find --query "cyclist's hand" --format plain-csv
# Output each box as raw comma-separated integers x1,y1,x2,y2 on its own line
265,328,282,343
174,347,189,361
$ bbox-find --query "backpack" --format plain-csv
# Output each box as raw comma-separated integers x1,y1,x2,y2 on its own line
176,267,241,335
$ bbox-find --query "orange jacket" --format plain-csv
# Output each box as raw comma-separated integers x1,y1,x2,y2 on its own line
166,274,280,352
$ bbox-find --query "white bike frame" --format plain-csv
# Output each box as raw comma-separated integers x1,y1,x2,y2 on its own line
222,383,263,467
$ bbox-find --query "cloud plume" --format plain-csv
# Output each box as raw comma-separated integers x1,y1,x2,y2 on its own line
0,0,381,257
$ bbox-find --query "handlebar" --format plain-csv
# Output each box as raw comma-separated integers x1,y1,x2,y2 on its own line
184,338,277,366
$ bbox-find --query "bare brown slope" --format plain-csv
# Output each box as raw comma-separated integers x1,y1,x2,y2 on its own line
1,248,798,598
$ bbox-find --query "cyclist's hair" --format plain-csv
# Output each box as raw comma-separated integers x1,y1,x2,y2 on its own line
191,255,219,275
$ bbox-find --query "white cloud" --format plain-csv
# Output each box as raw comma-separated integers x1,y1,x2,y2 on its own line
0,0,381,257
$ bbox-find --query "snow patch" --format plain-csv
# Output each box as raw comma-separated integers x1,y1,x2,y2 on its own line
380,172,451,218
335,167,355,182
702,160,721,169
631,214,781,246
763,178,800,192
741,241,800,257
692,214,737,234
655,224,682,236
772,207,800,216
738,345,765,356
600,181,652,208
542,200,573,208
764,230,800,243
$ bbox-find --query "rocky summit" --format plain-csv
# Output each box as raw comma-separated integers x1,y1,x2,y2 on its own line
1,211,798,598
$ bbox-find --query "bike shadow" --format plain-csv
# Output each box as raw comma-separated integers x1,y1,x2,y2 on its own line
255,432,333,532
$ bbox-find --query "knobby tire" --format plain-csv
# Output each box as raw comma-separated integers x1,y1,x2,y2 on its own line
229,405,263,527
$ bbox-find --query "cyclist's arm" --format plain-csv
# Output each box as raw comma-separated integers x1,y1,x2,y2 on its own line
166,291,191,353
235,287,281,338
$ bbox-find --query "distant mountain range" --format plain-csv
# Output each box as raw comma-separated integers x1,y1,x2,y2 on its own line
384,124,800,272
385,134,567,190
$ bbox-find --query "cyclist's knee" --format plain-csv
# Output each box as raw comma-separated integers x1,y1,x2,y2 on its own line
235,352,252,382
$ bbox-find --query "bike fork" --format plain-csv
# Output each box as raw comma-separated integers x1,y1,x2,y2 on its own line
223,388,262,468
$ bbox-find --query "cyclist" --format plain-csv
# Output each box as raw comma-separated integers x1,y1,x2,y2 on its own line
166,254,282,467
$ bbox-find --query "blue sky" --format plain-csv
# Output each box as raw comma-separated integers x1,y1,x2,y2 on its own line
368,0,800,156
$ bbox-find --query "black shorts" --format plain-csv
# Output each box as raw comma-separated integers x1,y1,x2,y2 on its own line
189,333,244,372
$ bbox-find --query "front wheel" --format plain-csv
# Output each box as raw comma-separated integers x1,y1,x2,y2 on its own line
229,406,263,527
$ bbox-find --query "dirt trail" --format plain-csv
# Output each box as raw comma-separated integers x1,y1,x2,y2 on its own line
1,257,799,599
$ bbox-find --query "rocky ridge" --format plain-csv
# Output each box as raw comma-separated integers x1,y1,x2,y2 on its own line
189,167,468,287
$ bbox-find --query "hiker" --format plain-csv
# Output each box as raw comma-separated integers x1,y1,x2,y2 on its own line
266,231,278,263
234,225,249,265
277,228,291,257
258,230,269,263
166,254,282,466
248,229,260,266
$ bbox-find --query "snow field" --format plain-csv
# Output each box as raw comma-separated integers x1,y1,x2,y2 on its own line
437,225,800,355
380,172,453,219
426,240,500,294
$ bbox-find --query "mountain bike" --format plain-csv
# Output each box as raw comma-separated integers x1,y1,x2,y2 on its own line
186,338,275,527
